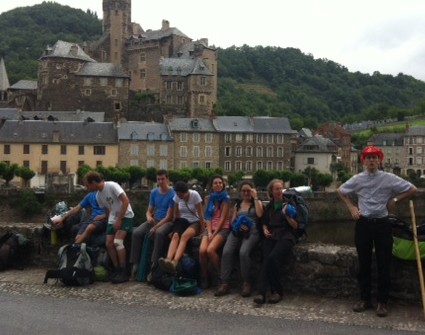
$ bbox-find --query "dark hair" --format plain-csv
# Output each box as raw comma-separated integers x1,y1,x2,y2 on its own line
157,169,169,178
267,179,284,199
174,181,189,193
238,180,255,191
209,174,226,192
84,171,104,184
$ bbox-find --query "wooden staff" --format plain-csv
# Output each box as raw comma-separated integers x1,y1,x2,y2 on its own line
409,200,425,319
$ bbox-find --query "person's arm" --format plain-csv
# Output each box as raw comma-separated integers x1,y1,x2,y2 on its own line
388,185,417,210
51,204,82,227
337,189,360,220
196,201,206,233
145,205,155,225
151,206,174,234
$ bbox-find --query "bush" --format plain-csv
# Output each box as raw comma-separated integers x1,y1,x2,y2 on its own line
12,189,43,218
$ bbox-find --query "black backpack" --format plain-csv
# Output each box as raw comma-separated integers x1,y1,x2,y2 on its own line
283,189,309,240
44,243,95,286
0,232,19,271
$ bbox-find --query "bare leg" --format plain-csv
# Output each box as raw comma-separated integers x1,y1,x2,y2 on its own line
207,234,225,274
106,235,118,268
199,235,209,279
75,223,96,244
167,233,180,259
174,227,197,262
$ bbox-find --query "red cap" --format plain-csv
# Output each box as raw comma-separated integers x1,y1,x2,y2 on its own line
360,146,384,163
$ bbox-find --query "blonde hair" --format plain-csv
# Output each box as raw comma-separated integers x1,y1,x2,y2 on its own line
266,179,284,199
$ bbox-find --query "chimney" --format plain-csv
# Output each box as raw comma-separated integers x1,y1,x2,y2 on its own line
161,20,170,31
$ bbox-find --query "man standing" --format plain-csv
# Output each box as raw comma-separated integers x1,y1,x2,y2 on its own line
338,146,416,317
85,171,134,284
129,169,175,280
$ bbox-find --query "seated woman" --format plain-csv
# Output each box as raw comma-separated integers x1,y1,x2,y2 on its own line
253,179,298,305
215,181,264,297
159,181,205,274
198,175,230,289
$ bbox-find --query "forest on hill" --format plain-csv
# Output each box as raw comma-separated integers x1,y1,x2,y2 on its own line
2,2,425,130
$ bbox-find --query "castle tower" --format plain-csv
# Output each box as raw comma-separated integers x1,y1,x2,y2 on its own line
102,0,132,64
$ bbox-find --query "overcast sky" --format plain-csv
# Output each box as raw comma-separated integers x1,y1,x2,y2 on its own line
2,0,425,81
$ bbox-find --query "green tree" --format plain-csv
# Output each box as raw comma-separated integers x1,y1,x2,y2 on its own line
1,163,19,186
16,166,35,187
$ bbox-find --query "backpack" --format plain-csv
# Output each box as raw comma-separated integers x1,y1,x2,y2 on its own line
150,262,174,291
0,232,19,271
283,189,309,240
44,243,95,286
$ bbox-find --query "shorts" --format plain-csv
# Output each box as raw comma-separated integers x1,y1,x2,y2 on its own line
106,217,134,235
172,218,201,236
201,228,230,239
77,218,107,235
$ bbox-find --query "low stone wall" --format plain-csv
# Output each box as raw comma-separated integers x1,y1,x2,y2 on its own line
1,223,423,302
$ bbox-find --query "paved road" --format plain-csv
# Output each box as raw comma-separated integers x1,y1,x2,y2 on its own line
1,291,423,335
1,268,425,334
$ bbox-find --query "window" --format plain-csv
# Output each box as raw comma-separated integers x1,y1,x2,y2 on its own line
267,134,274,144
200,77,207,86
257,161,262,170
205,133,213,143
246,146,252,157
177,82,183,90
192,133,200,142
3,144,10,155
110,89,117,96
115,79,123,87
192,162,200,168
78,145,84,155
205,162,211,169
267,161,273,170
180,161,188,169
114,102,121,111
193,146,200,158
160,145,168,156
42,145,48,155
307,157,315,165
166,81,172,89
130,144,139,156
246,134,253,143
236,147,242,157
256,147,263,157
140,69,146,79
199,94,206,104
180,133,187,142
23,160,29,168
100,78,108,86
23,144,30,154
180,146,188,157
140,53,146,62
276,135,284,144
225,147,231,157
277,147,284,157
93,146,106,155
61,145,67,155
245,161,252,172
60,161,67,174
225,134,231,143
159,160,168,169
147,145,155,156
146,160,155,168
235,134,243,142
96,161,102,167
41,161,48,174
224,161,231,172
235,161,242,171
417,146,423,154
256,134,263,144
205,146,212,158
83,78,91,86
78,161,84,167
267,147,273,158
85,89,92,96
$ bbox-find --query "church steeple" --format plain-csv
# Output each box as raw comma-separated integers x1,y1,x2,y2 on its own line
102,0,132,64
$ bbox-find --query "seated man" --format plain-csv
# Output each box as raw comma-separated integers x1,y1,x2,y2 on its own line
52,189,107,245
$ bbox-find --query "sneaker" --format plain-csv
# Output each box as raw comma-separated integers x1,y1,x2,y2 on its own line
353,300,373,313
241,282,252,297
112,268,129,284
253,294,266,305
376,303,388,317
268,292,282,304
214,283,230,297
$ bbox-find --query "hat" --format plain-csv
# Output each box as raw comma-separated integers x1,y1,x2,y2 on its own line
360,146,384,163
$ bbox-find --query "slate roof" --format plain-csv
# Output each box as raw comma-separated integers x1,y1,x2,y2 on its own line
9,80,37,90
406,126,425,136
213,116,296,134
0,120,117,144
0,110,105,122
160,58,212,76
168,118,215,132
40,40,96,63
368,133,404,146
118,121,172,141
141,27,189,41
296,135,338,153
77,63,129,78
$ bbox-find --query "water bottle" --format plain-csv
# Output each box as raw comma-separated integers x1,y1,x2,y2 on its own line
51,230,58,246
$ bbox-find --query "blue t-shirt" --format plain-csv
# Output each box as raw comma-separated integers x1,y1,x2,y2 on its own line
79,192,105,219
149,187,176,221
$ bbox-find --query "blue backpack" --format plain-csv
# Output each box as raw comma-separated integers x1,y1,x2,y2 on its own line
283,189,309,240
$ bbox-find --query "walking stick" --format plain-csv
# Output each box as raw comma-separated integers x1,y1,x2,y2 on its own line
409,200,425,319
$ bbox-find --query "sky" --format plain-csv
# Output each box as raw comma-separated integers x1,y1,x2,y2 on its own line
2,0,425,81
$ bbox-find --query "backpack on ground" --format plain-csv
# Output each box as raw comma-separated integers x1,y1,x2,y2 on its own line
0,232,19,271
283,188,309,240
150,262,174,291
391,215,425,260
44,243,95,286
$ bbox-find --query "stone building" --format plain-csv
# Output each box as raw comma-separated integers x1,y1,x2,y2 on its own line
403,126,425,177
0,58,10,107
117,121,173,169
36,40,129,120
85,0,217,120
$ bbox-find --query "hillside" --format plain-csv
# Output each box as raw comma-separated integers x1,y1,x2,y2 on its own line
2,3,425,129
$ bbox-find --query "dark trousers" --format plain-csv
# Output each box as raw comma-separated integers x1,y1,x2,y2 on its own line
258,237,294,296
355,217,393,304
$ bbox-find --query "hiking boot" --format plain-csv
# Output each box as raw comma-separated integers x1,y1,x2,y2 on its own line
353,300,373,312
112,268,129,284
253,294,266,305
267,292,282,304
376,303,388,317
241,282,252,297
108,268,119,282
214,283,230,297
159,258,177,274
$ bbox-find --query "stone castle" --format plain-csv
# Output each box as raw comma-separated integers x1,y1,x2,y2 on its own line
8,0,218,122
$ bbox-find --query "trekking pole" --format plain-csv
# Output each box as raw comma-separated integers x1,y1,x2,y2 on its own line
409,200,425,319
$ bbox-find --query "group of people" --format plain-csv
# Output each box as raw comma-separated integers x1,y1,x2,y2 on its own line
51,145,418,318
